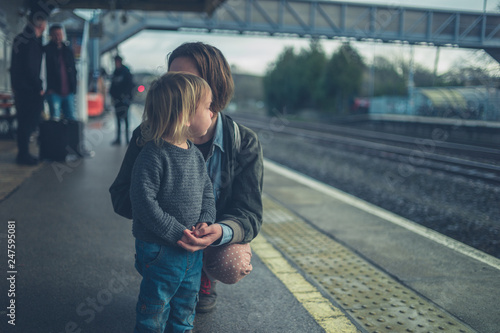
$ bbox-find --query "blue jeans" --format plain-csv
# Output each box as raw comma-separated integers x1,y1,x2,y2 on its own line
134,239,203,333
46,93,76,120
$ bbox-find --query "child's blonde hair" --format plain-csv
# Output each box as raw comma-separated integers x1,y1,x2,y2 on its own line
140,72,210,146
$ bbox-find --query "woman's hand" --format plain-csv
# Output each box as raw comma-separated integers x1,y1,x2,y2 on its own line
177,223,223,252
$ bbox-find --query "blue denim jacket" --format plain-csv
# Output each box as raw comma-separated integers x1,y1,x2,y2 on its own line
206,116,233,245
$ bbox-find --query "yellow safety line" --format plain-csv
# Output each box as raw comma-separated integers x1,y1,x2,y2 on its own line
252,234,360,333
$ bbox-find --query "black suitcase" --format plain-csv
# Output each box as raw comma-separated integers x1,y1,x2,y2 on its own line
66,120,84,157
39,120,68,161
39,120,83,161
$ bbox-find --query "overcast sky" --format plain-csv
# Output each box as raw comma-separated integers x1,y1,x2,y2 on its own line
96,0,499,76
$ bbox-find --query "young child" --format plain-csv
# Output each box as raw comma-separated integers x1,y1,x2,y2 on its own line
130,72,216,333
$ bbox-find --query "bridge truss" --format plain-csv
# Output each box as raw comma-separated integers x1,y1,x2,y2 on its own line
97,0,500,61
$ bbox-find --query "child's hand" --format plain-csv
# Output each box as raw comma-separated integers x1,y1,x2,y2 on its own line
177,224,223,252
193,223,209,238
178,229,196,252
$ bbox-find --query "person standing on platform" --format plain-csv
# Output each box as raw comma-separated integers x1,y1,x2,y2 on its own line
110,55,134,145
130,72,215,332
10,13,47,165
44,24,77,121
97,67,108,111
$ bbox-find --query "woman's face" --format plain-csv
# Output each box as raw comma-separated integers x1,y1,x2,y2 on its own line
189,90,213,137
169,57,201,77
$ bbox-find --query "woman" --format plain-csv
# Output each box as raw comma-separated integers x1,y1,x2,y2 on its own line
109,42,263,314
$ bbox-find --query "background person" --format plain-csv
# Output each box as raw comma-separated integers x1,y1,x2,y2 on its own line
131,72,216,332
109,42,263,314
44,23,77,121
97,67,108,111
110,55,134,145
10,13,47,165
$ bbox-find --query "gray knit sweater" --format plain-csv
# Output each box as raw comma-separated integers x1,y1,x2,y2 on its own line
130,140,216,246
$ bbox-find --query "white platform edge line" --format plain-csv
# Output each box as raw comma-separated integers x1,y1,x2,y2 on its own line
264,159,500,271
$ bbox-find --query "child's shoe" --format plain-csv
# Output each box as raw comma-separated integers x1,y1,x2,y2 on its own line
196,273,217,313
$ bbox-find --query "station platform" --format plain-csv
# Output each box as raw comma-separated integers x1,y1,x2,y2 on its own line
0,113,499,333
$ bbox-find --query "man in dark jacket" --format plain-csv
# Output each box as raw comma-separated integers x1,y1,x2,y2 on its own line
44,24,77,121
10,14,47,165
109,55,133,145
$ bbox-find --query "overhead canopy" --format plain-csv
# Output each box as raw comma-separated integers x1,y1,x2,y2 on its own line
29,0,226,15
485,48,500,63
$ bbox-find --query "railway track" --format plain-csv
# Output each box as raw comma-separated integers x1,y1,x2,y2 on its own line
232,114,500,184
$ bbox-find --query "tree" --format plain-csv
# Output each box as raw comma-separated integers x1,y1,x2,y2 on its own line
263,47,300,114
367,55,445,97
318,43,365,114
295,39,327,109
370,56,406,96
263,40,327,115
439,66,493,86
413,64,436,87
436,51,500,87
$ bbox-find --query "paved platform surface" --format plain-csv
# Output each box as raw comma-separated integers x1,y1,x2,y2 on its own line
0,140,43,202
0,114,335,333
0,113,499,333
261,162,500,333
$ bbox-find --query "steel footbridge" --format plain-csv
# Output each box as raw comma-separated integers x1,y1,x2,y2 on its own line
96,0,500,61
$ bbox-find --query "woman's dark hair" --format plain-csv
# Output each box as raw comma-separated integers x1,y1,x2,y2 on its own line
168,42,234,114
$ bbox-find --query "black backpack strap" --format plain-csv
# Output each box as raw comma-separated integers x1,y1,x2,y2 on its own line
233,120,241,153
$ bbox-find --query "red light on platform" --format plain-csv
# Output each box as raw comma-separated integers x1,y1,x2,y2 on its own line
138,85,145,93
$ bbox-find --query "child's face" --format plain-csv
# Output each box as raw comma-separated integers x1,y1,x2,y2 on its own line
189,90,213,138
